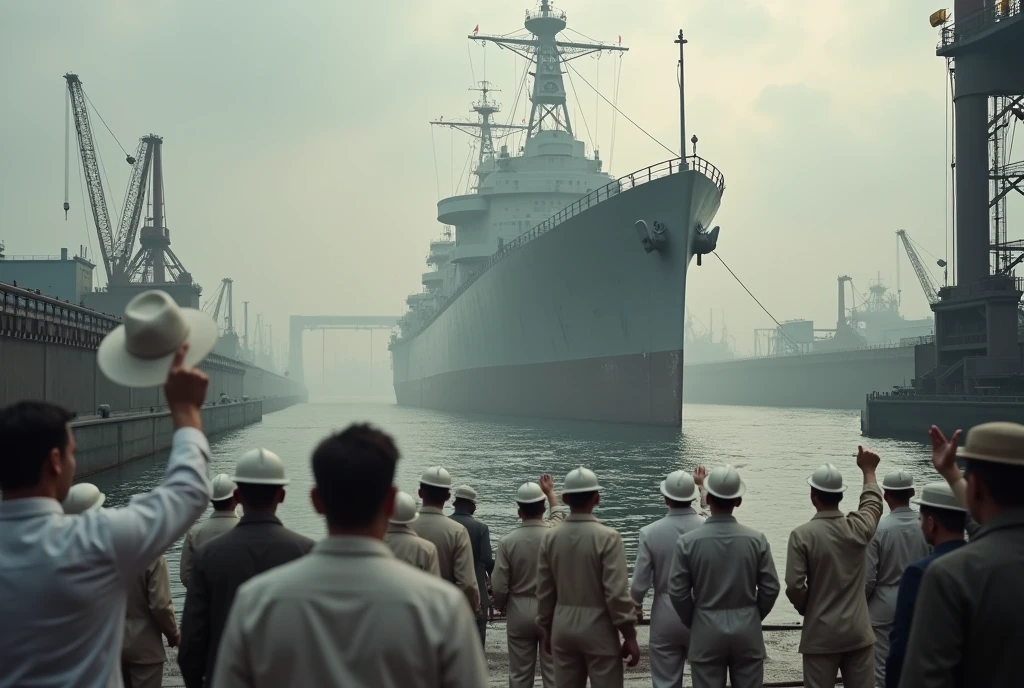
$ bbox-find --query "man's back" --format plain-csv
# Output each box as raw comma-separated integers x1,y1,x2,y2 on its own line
865,507,929,624
668,516,779,662
123,556,177,665
210,537,488,688
181,511,238,585
384,524,440,575
450,510,493,595
786,485,883,654
494,521,550,602
178,513,315,685
900,511,1024,688
633,508,706,599
536,514,635,656
411,508,479,608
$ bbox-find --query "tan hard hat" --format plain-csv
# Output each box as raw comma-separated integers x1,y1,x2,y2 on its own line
62,483,106,515
912,481,967,512
420,466,452,489
881,469,914,490
808,464,846,493
660,470,699,502
454,485,477,502
515,481,547,504
957,422,1024,466
232,448,290,486
705,465,745,500
211,473,238,501
390,491,419,524
562,466,601,494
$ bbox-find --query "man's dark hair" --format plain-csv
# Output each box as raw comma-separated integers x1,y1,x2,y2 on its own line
518,500,546,518
211,497,236,512
235,483,281,510
666,498,694,509
885,488,914,504
0,401,74,492
312,423,399,528
920,505,967,533
707,493,739,510
453,497,474,511
419,483,449,504
812,488,844,507
966,459,1024,508
563,491,598,509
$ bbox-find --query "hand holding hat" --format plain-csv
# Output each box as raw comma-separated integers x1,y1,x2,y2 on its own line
165,343,209,430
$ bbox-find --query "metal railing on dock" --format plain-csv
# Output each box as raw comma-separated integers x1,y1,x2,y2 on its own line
939,0,1022,47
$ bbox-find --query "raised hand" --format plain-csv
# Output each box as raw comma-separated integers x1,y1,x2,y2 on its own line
164,343,209,430
621,637,641,667
692,465,708,487
539,473,555,495
856,446,880,475
929,425,962,480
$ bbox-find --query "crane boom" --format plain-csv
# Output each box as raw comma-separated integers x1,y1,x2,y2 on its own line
64,73,116,282
113,137,155,281
896,229,940,304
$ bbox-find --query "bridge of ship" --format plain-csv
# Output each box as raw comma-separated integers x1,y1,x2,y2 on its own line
288,315,400,386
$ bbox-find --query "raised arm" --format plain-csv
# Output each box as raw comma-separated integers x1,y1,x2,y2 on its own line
847,446,883,545
540,473,567,525
929,426,980,538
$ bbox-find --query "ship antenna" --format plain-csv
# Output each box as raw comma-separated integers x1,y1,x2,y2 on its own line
675,29,688,169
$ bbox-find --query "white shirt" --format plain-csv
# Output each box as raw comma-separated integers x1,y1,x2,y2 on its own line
864,506,930,626
211,536,489,688
0,427,211,688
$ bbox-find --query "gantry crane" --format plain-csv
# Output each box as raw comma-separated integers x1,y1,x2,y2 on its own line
896,229,944,305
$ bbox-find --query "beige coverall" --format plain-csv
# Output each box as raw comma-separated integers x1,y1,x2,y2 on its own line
122,556,178,688
411,506,480,611
385,523,441,575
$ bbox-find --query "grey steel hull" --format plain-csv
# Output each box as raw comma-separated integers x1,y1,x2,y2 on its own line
392,167,723,426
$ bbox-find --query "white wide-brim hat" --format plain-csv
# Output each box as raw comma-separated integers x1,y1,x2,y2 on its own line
97,290,218,388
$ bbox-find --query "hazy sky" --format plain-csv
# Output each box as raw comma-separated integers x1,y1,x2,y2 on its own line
1,1,980,372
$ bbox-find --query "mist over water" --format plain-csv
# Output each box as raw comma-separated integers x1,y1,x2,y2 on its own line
87,402,934,624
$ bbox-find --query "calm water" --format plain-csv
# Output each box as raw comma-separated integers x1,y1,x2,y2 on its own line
87,401,935,624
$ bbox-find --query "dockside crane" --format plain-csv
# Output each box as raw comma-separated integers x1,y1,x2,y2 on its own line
202,278,235,333
896,229,945,305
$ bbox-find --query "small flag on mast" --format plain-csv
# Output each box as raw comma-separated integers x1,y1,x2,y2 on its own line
473,24,479,35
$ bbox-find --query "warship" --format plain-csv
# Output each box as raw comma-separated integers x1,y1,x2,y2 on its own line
389,2,725,426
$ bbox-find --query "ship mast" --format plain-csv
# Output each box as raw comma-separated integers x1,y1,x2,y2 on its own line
469,0,627,139
430,81,527,174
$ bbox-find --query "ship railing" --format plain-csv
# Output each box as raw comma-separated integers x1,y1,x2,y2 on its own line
696,339,925,364
869,390,1024,403
939,0,1022,47
0,281,120,347
396,156,725,341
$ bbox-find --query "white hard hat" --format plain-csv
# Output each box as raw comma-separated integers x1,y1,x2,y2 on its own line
912,481,967,512
211,473,238,501
660,470,699,502
881,469,914,491
390,491,419,524
562,466,601,494
420,466,452,489
62,483,106,515
704,465,745,500
516,481,547,504
454,485,477,502
232,448,290,486
808,464,846,493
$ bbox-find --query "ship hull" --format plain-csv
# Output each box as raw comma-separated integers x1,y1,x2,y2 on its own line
392,166,723,426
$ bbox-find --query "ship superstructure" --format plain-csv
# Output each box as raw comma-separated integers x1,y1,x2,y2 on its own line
391,2,725,425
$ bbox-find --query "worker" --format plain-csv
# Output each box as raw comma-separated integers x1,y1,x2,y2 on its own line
884,481,965,688
210,424,488,688
122,555,180,688
491,474,567,688
630,467,709,688
180,473,239,587
901,423,1024,687
667,465,779,688
384,491,441,575
178,448,315,688
411,466,480,613
864,469,929,687
449,484,494,645
786,448,883,688
536,466,640,687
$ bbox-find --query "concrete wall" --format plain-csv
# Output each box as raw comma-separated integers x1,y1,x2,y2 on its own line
73,400,265,477
862,397,1024,440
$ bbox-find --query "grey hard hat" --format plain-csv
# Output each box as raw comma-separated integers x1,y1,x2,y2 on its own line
881,469,914,491
562,466,602,494
62,483,106,515
389,491,420,524
454,485,477,502
704,465,745,500
420,466,452,489
912,481,967,512
516,481,547,504
660,470,699,502
808,463,847,493
211,473,238,501
232,448,290,486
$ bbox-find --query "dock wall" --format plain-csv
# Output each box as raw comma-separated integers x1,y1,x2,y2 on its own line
72,401,267,477
862,395,1024,439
